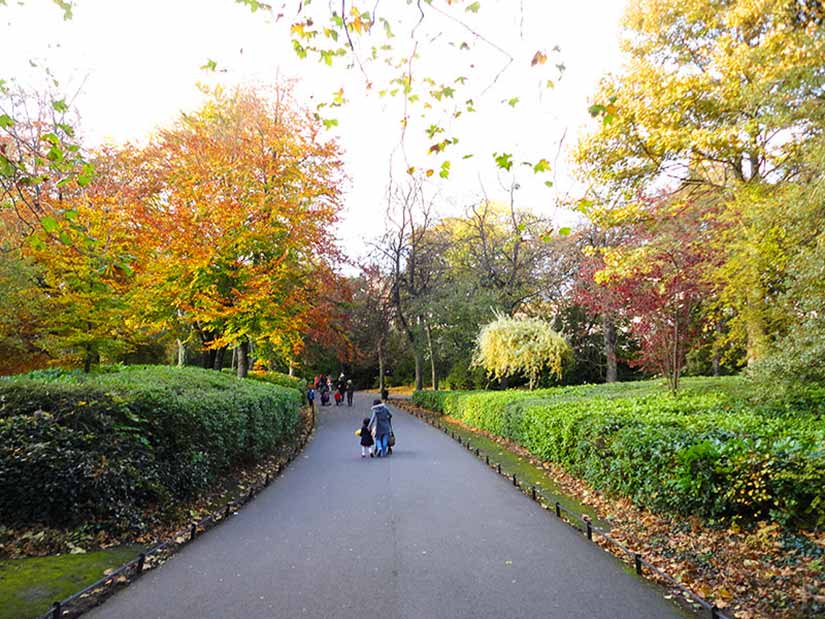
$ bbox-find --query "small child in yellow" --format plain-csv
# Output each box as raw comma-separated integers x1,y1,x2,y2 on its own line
355,417,374,458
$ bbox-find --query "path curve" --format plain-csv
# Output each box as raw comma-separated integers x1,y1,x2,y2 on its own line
89,393,687,618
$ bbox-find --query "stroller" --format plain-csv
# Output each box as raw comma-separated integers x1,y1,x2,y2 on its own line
320,389,330,406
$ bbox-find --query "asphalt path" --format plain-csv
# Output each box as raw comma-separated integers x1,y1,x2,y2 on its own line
89,393,688,619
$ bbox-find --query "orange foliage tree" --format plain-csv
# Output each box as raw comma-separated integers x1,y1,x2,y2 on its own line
130,86,345,376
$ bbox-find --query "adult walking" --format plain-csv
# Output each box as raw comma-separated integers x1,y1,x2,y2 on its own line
368,399,393,457
345,380,354,406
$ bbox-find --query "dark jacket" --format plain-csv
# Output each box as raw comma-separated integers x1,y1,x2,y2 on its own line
369,404,393,437
358,425,374,447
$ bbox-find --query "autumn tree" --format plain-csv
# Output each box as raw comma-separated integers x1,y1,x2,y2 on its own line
576,0,825,366
473,314,572,390
132,86,344,377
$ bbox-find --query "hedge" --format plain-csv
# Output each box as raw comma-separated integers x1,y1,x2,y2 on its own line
0,366,302,531
413,378,825,527
247,370,305,393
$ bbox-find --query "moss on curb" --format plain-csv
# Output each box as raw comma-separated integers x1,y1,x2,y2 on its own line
0,546,143,619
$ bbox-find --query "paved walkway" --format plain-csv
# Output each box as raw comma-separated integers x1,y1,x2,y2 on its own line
90,394,687,618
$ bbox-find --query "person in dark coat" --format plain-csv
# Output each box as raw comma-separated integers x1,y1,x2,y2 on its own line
345,379,354,406
368,399,393,457
356,417,374,458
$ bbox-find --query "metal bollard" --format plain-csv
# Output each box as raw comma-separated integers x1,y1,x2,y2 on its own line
190,523,197,541
710,606,721,619
51,601,61,619
634,553,643,575
586,520,592,540
497,463,502,474
512,473,518,487
555,502,561,518
485,455,490,465
225,504,232,518
137,553,146,574
265,473,271,485
531,486,537,501
475,448,480,457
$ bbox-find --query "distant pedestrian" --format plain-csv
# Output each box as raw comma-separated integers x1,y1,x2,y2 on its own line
368,399,393,457
346,380,354,406
306,386,316,407
334,389,343,406
355,417,374,458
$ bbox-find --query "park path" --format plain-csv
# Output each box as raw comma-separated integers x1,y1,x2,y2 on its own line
89,393,687,619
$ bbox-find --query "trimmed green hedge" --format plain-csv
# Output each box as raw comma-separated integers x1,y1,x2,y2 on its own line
247,370,304,393
413,378,825,527
0,366,302,531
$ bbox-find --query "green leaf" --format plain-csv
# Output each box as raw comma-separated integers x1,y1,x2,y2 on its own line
558,227,571,236
439,160,451,179
52,99,69,113
466,1,481,12
493,152,513,172
533,158,550,173
507,97,519,108
76,162,95,187
0,114,13,129
322,118,339,129
41,215,59,234
201,59,218,71
63,209,78,221
59,230,72,244
544,180,554,188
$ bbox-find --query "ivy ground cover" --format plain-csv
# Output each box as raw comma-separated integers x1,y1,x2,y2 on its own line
413,377,825,527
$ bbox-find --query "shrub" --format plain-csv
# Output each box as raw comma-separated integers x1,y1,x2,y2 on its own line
0,366,302,531
412,377,825,527
247,370,304,393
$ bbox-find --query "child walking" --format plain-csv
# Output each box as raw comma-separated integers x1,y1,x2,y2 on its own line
355,417,374,458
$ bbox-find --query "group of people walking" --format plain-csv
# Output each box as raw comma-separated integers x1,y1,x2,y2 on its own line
308,372,354,407
306,373,395,458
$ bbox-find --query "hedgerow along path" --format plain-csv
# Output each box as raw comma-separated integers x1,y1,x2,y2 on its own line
88,393,688,619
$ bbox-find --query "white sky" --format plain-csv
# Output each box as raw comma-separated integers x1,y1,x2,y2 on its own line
0,0,628,262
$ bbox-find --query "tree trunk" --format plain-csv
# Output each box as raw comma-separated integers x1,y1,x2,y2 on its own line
83,344,93,374
424,320,438,390
213,346,226,371
237,340,250,378
603,314,618,383
377,337,386,395
176,339,185,367
414,349,424,392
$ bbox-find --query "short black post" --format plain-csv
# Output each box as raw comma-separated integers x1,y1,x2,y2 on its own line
249,486,255,500
512,473,518,487
710,606,720,619
137,553,146,574
497,463,502,474
586,520,592,540
475,448,480,457
190,523,197,541
265,473,271,485
555,502,561,518
531,486,537,501
51,601,61,618
634,553,643,575
225,504,232,518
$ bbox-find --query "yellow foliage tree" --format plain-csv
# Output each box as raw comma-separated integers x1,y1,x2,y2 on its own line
473,314,572,390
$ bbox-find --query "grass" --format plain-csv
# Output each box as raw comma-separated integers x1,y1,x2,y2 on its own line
0,546,143,619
